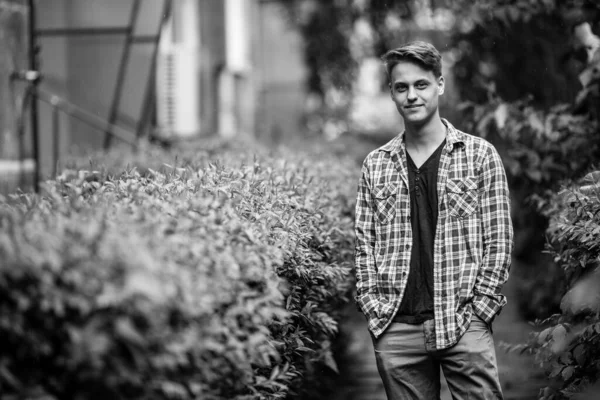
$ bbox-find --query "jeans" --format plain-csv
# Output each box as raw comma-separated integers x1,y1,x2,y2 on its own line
372,315,502,400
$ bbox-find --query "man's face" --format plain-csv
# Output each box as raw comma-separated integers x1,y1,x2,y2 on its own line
389,60,444,127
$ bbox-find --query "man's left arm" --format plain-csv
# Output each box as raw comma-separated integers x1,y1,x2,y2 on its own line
473,145,514,324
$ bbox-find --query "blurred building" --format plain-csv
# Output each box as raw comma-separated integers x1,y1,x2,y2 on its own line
0,0,307,190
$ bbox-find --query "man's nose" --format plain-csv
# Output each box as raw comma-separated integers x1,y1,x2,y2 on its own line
407,86,417,101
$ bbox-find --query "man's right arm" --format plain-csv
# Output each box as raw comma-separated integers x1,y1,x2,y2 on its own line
354,160,379,318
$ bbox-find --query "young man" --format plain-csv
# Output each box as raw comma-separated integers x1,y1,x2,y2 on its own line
354,41,513,399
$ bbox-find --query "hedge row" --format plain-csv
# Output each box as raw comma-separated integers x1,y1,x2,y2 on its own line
525,171,600,399
0,139,358,400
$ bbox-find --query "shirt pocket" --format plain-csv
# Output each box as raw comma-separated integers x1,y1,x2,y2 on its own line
372,183,397,224
446,177,478,218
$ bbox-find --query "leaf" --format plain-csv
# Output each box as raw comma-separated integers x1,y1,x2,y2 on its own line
160,381,188,397
525,169,543,183
548,363,563,378
528,112,545,135
551,324,568,354
476,113,494,136
507,5,520,22
494,103,509,129
582,170,600,184
115,318,146,347
0,364,22,390
537,327,553,344
573,344,586,366
561,366,574,381
269,365,281,381
323,350,339,374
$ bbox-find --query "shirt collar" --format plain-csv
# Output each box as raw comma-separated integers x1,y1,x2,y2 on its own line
379,118,465,155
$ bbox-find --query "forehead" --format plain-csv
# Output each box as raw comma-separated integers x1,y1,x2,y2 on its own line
390,60,437,83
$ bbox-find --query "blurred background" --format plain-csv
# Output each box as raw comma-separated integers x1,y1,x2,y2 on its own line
0,0,594,183
1,0,599,399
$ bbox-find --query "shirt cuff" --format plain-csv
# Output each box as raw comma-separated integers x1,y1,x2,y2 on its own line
472,293,506,325
355,293,379,318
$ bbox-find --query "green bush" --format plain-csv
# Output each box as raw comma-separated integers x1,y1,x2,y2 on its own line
525,171,600,399
460,95,600,320
0,139,357,399
455,4,600,397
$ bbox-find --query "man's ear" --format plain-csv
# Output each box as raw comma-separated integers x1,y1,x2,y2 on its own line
438,76,445,95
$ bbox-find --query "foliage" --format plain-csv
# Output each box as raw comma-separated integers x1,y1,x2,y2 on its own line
453,0,600,321
454,2,600,398
462,99,599,194
282,0,455,96
524,172,600,400
0,138,358,400
282,0,356,97
459,94,600,319
282,0,599,134
450,0,600,110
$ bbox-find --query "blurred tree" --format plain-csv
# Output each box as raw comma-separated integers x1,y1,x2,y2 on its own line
281,0,454,137
282,0,598,119
452,0,600,322
449,0,599,109
282,0,357,98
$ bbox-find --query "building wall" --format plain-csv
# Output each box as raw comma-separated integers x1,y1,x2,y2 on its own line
35,0,70,178
0,0,34,193
35,0,165,177
65,0,163,149
32,0,308,179
254,1,307,143
0,0,30,161
198,0,225,136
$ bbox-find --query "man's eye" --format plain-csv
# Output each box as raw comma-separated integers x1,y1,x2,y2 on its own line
416,83,428,89
395,87,407,92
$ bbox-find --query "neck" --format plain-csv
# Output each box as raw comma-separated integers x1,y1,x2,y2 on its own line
404,114,446,149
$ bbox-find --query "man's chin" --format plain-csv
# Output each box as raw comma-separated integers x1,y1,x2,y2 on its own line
401,111,435,127
402,115,426,125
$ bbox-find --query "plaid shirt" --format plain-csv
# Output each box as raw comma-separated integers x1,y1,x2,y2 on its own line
354,119,513,349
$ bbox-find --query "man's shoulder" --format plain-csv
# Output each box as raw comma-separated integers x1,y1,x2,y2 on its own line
454,128,497,155
362,135,400,166
452,128,506,174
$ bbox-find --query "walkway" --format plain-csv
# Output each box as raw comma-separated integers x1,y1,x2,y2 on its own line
334,262,545,400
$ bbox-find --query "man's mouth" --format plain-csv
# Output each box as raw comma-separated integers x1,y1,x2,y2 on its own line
405,105,422,109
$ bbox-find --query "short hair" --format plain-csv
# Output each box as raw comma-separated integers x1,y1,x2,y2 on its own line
381,41,442,78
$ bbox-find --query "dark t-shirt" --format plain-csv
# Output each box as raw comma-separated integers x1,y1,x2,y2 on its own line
394,140,445,324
